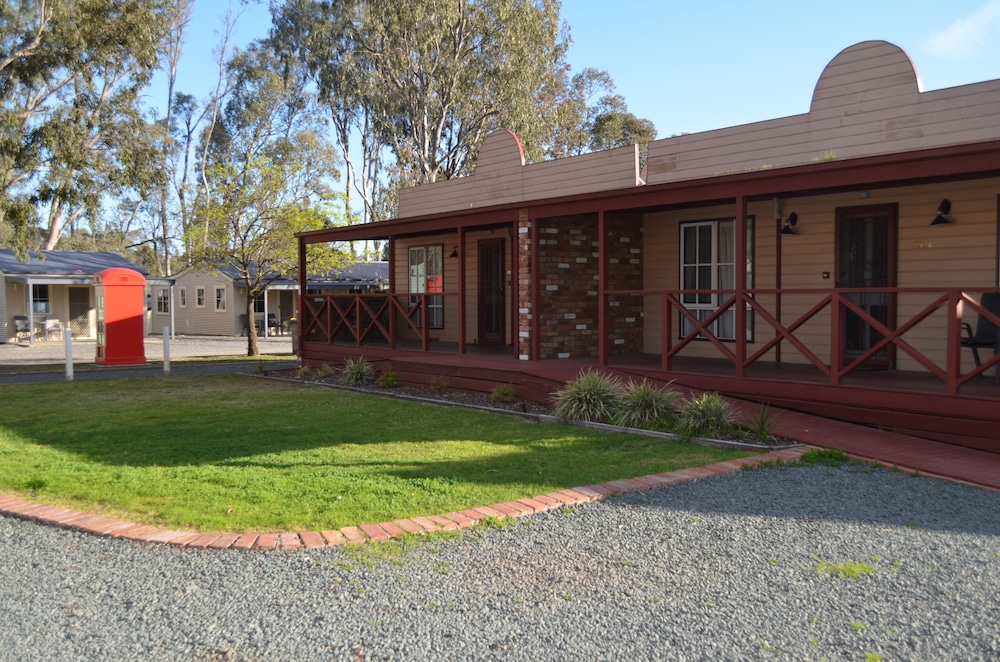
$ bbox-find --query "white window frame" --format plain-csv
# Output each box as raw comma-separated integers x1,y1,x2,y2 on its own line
408,245,444,329
156,288,170,314
214,286,227,312
196,287,206,308
179,287,187,308
679,217,754,341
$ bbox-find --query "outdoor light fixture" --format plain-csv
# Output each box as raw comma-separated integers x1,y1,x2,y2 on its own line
449,245,459,258
779,212,798,235
930,199,952,226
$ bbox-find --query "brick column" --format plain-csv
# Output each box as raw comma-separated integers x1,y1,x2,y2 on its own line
517,211,533,360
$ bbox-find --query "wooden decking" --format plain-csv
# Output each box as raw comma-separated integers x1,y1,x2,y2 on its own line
301,342,1000,454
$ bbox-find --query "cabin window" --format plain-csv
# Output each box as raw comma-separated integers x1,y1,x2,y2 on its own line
253,295,266,313
408,245,444,328
156,288,169,314
32,284,50,314
678,218,754,341
215,286,227,312
179,287,187,308
196,287,206,308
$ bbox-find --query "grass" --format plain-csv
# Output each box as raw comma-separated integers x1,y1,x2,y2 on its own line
0,375,751,533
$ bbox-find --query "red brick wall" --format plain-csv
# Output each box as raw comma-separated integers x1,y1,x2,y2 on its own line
517,213,643,360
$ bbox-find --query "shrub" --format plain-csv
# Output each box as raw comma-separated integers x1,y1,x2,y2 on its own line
296,365,313,380
614,379,681,429
745,403,778,443
490,384,516,403
340,357,375,386
427,375,449,392
552,369,625,423
677,392,735,439
314,363,336,381
377,369,399,389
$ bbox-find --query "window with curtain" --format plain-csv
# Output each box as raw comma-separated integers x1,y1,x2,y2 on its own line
679,218,754,341
32,284,50,314
408,245,444,328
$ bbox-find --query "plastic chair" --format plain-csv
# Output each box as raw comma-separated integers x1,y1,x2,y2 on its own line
44,318,62,341
13,316,31,342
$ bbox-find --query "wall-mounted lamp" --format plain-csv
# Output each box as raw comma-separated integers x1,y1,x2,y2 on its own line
779,212,798,235
930,199,951,226
449,245,459,258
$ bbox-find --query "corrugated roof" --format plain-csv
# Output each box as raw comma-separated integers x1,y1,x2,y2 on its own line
0,249,146,276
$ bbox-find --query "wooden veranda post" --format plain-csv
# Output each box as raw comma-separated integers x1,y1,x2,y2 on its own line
297,236,307,356
458,226,466,354
735,192,747,379
597,211,607,366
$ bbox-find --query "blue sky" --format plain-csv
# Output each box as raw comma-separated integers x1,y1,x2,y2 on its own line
155,0,1000,138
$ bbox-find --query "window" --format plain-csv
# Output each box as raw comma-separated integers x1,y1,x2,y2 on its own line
253,295,265,313
156,288,169,314
679,218,754,341
32,284,50,314
408,245,444,328
215,286,227,311
196,287,206,308
179,287,187,308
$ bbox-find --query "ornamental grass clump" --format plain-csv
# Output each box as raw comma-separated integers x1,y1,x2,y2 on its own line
677,391,735,439
552,369,625,423
314,363,336,381
340,356,375,386
613,379,682,429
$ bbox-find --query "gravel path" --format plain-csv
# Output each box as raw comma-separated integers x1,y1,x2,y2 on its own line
1,463,998,661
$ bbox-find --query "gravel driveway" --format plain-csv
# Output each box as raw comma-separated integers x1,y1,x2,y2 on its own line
1,463,998,661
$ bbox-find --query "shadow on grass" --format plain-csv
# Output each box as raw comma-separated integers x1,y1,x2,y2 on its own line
0,374,737,477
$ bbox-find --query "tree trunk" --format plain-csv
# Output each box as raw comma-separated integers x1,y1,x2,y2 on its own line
246,298,259,357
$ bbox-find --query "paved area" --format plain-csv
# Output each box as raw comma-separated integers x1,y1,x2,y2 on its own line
0,334,293,365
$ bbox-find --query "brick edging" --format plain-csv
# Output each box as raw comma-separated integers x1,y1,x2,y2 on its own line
0,448,813,551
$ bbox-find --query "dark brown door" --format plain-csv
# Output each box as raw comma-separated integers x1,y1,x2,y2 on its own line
835,204,897,368
478,239,505,345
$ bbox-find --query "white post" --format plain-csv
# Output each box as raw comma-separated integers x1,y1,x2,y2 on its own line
162,326,170,375
64,329,73,381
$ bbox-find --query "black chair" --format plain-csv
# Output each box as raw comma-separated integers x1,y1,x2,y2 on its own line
267,313,280,335
961,292,1000,383
239,314,250,336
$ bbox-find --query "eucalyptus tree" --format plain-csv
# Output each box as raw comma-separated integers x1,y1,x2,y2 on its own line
188,44,346,357
271,0,566,222
0,0,176,256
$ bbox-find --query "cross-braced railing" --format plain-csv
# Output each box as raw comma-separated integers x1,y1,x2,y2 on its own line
605,287,1000,395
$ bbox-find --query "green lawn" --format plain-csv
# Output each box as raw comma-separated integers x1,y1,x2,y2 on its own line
0,375,752,533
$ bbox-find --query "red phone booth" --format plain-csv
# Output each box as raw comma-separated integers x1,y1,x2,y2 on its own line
94,267,147,366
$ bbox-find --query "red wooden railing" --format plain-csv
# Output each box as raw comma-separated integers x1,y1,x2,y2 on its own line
603,287,1000,395
299,288,1000,396
300,293,455,352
